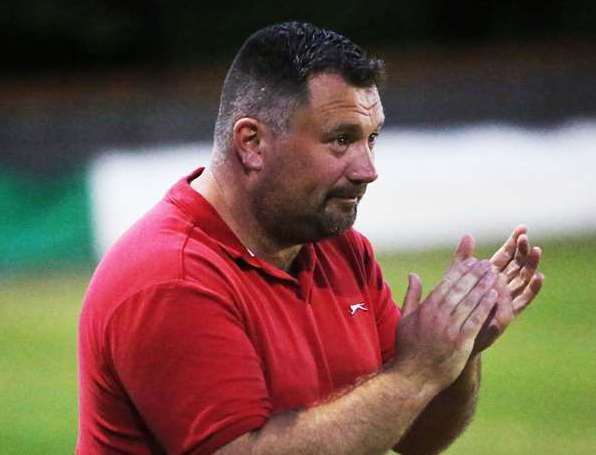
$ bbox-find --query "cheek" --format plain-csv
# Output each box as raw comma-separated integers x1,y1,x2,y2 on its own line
270,140,345,201
296,167,335,198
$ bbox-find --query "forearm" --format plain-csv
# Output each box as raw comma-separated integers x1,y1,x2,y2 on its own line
395,355,482,455
217,367,440,455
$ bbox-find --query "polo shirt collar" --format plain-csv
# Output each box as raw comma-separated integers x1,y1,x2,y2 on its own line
166,167,316,284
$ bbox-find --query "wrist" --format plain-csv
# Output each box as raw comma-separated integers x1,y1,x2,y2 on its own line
462,353,481,375
383,362,443,407
449,355,482,395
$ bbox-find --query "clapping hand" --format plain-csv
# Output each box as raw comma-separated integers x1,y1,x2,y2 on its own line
453,226,544,353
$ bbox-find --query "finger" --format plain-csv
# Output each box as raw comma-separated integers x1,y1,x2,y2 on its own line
472,274,510,352
462,272,509,350
402,273,422,316
453,234,476,263
461,289,499,336
516,234,531,261
440,260,492,310
508,246,542,297
503,234,531,282
472,307,500,353
427,257,477,305
478,273,512,336
495,273,512,308
512,272,544,315
451,269,497,326
490,225,527,271
489,289,514,334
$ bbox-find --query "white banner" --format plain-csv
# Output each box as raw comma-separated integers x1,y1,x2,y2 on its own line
90,121,596,256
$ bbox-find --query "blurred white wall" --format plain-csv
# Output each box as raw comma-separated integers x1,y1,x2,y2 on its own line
90,121,596,256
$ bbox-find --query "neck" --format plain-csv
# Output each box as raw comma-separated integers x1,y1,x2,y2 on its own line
191,166,303,271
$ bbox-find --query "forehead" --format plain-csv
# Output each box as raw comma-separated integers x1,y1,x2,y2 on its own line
301,73,384,128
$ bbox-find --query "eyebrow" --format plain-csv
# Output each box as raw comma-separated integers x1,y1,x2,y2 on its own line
325,119,385,136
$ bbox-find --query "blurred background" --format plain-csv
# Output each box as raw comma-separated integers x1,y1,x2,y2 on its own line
1,1,595,453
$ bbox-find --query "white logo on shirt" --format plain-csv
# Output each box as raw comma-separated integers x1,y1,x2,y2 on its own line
349,303,368,316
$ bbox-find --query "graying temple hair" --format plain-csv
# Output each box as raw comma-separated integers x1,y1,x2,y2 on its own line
212,78,301,160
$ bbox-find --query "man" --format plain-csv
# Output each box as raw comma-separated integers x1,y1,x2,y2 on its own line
78,22,543,454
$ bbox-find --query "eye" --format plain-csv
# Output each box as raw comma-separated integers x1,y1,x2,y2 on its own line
368,133,378,146
335,134,350,146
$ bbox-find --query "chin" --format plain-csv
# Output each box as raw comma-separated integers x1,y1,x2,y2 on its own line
318,211,357,238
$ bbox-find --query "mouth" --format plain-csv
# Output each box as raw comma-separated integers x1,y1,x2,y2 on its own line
327,188,366,202
331,196,359,203
327,193,364,210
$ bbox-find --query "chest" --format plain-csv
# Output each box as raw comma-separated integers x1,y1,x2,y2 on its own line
237,267,382,412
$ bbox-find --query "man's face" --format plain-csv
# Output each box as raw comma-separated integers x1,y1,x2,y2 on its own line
251,72,384,245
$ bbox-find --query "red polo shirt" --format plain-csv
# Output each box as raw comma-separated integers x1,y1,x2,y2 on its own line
77,168,400,454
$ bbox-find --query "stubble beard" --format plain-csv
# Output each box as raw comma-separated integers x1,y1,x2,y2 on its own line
318,198,358,237
252,188,360,246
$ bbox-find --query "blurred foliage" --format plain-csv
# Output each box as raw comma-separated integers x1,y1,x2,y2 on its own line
2,0,596,72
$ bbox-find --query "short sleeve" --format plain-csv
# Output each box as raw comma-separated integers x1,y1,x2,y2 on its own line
105,281,271,454
350,231,401,363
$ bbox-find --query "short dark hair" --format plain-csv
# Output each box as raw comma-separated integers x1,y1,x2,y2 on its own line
213,21,385,153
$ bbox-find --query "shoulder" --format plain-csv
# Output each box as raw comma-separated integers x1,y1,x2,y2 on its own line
106,279,242,334
82,198,240,330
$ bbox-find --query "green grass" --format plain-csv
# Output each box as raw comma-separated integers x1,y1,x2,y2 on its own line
0,271,90,454
1,234,595,454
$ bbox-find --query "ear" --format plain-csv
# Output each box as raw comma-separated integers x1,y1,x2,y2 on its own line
232,117,266,171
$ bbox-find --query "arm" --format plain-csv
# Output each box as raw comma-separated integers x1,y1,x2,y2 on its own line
395,227,544,454
395,355,481,455
218,258,499,454
217,362,440,455
392,236,485,455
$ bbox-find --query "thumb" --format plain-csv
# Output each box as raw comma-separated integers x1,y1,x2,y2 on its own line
454,234,476,263
402,273,422,315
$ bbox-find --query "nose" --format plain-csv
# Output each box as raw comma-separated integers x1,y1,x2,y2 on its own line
346,143,378,185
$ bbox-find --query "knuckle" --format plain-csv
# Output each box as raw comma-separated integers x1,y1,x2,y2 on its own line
461,291,481,309
506,265,520,278
461,322,476,336
440,278,453,291
497,274,508,287
456,258,476,274
501,291,513,305
479,274,496,290
470,313,484,325
452,280,468,294
509,278,523,292
445,326,459,343
449,284,461,296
